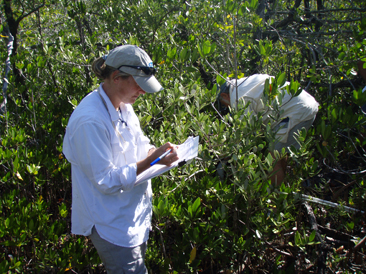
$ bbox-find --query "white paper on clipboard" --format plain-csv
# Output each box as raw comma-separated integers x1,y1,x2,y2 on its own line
135,136,199,185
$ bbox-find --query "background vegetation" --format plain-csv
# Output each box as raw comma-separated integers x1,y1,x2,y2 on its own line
0,0,365,273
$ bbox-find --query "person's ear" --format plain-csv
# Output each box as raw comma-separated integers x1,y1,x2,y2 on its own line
112,71,121,82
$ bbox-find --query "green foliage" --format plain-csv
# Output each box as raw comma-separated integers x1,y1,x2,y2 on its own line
1,0,365,273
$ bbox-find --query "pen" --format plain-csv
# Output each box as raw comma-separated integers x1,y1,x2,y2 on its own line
150,149,172,166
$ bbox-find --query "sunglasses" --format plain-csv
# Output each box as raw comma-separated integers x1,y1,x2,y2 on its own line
118,65,157,76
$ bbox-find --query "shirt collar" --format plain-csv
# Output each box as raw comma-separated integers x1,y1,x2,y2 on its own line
98,83,120,122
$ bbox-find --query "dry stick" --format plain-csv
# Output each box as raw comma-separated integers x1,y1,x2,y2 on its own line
303,202,328,274
353,235,366,251
303,202,322,242
347,235,366,261
154,225,172,270
331,180,357,202
233,11,238,110
353,236,366,253
324,236,350,248
318,224,353,246
210,102,231,127
281,191,365,214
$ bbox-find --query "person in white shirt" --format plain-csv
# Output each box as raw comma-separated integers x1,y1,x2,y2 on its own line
357,61,366,93
217,74,319,185
357,60,366,112
63,45,178,274
357,61,366,114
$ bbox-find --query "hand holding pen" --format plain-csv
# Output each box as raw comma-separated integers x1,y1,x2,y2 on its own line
150,143,178,167
150,148,172,166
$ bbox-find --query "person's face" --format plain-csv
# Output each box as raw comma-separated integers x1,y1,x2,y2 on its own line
115,74,146,104
219,93,230,107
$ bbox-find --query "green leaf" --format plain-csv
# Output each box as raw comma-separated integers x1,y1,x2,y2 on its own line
26,164,40,175
216,74,227,86
238,6,244,16
191,48,199,62
167,47,177,60
197,43,203,58
29,219,34,231
221,204,226,219
186,67,198,73
5,218,10,228
324,124,332,140
338,52,345,60
16,62,24,70
250,0,258,10
226,0,235,13
179,48,188,61
202,40,211,55
191,197,201,215
277,72,286,88
331,108,337,121
289,80,301,96
13,157,19,172
295,231,301,245
346,221,354,230
189,246,197,263
308,230,316,242
259,43,266,55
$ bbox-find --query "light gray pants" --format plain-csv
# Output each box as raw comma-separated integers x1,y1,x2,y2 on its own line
273,118,315,152
89,226,148,274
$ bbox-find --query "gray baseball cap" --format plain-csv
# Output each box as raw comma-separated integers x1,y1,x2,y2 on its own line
105,45,163,93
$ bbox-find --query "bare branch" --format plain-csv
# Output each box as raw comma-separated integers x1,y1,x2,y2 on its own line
17,2,45,23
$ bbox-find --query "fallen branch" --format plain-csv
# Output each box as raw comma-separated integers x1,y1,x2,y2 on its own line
318,224,353,247
325,236,350,248
300,193,365,214
280,192,365,214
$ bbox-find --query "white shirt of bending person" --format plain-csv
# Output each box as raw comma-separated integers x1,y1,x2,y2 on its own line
227,74,319,143
62,83,154,247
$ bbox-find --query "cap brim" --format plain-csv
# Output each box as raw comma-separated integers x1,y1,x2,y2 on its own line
133,75,163,93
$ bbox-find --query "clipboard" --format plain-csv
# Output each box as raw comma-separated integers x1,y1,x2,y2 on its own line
135,136,199,185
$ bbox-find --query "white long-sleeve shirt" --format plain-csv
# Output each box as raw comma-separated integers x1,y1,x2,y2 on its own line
63,84,154,247
228,74,319,143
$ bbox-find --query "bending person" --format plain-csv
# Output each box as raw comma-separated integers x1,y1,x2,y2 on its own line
357,61,366,113
63,45,178,273
218,74,319,186
357,60,366,91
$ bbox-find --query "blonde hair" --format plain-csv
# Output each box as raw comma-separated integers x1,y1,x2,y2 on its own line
92,57,129,80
